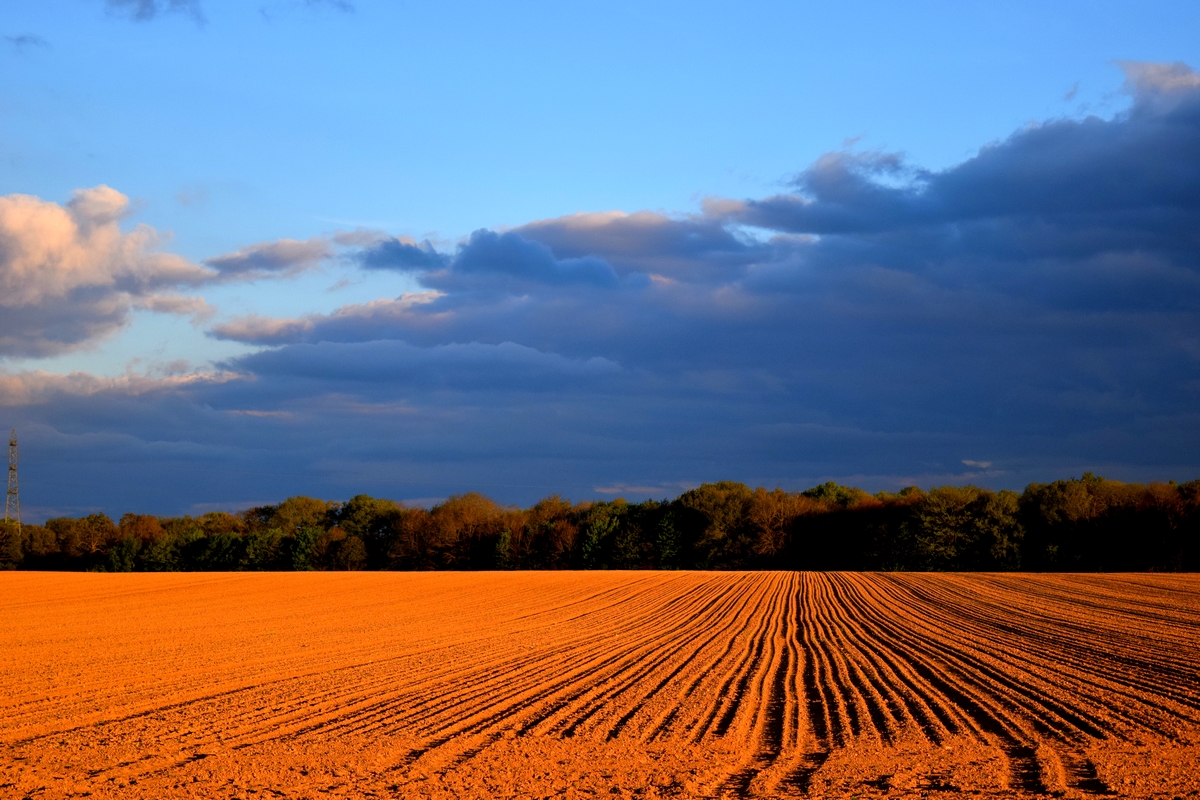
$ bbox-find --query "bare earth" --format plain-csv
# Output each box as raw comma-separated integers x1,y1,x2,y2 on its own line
1,572,1198,799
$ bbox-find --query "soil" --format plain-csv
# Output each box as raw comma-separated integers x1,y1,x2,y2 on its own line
1,571,1197,798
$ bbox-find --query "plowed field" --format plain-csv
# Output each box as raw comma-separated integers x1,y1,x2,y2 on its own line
1,572,1198,799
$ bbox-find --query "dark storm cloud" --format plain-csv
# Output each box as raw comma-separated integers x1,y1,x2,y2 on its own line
8,62,1200,517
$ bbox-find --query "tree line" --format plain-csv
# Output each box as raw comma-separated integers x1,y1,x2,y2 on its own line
1,474,1196,573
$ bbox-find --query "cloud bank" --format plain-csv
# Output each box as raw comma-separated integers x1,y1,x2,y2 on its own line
6,62,1200,516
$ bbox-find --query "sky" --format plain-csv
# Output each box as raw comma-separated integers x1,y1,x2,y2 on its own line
2,0,1199,520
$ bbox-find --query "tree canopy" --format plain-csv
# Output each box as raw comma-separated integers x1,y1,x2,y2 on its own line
1,474,1196,573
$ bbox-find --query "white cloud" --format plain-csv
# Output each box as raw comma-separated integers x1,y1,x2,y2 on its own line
0,187,209,308
0,186,344,358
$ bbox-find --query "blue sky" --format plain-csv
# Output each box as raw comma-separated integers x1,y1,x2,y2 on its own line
2,0,1199,519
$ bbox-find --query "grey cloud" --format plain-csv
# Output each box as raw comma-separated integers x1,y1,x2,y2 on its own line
231,339,620,392
359,238,448,271
5,34,50,52
105,0,205,23
731,62,1200,239
449,230,619,289
513,211,765,282
205,237,332,280
357,229,621,290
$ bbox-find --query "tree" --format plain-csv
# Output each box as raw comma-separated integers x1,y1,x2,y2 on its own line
243,528,287,570
271,496,336,535
289,527,322,571
494,528,512,569
335,495,402,567
676,482,754,568
105,537,141,572
911,486,1022,570
119,513,164,543
0,520,21,569
578,503,622,569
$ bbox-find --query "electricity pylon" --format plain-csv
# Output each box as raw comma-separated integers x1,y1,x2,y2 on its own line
5,429,18,533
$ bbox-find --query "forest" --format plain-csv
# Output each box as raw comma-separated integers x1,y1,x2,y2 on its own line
1,474,1196,573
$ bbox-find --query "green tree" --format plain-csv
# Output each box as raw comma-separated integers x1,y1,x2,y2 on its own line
579,506,621,569
243,528,287,570
912,486,1023,570
676,481,754,568
655,512,681,569
289,526,322,571
801,481,871,508
105,537,141,572
494,528,512,569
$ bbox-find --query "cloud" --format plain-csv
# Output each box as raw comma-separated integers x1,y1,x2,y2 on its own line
105,0,205,23
232,339,620,391
9,62,1200,516
0,187,211,357
5,34,50,52
204,62,1200,490
593,482,692,496
1118,60,1200,96
0,368,240,408
358,237,448,271
174,186,208,208
209,291,444,345
514,210,770,282
0,187,340,357
357,229,622,290
204,237,332,280
134,294,216,323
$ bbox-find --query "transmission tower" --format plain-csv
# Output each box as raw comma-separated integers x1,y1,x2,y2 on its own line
5,429,18,533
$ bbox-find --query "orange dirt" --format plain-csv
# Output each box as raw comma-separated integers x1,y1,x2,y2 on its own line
1,572,1198,799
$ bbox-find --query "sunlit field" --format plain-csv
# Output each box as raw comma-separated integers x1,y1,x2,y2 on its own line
2,572,1198,798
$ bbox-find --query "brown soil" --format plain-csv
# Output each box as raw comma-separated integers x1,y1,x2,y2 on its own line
1,572,1197,799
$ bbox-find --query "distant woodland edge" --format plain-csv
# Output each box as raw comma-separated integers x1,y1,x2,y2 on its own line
2,474,1197,573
